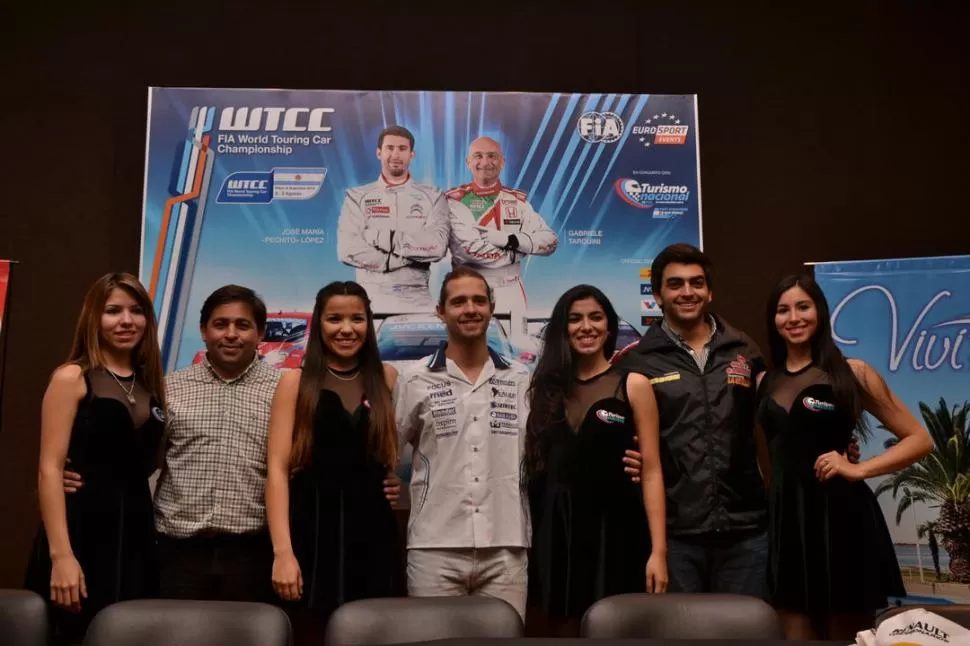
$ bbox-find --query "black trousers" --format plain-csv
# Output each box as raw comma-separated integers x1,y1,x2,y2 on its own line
157,531,274,603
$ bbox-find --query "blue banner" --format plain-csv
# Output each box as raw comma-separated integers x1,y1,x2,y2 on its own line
816,255,970,600
141,88,701,372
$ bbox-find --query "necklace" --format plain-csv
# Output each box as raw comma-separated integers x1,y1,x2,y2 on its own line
327,364,360,381
107,369,137,405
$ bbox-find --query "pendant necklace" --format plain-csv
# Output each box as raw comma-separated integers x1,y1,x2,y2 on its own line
107,369,137,405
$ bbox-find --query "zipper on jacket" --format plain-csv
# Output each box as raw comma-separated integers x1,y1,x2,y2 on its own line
698,365,722,532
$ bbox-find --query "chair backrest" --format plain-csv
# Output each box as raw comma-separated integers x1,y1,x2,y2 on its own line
581,592,784,639
324,596,523,646
0,590,48,646
876,604,970,629
82,599,290,646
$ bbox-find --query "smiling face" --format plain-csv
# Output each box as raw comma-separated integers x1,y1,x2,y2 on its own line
567,297,610,358
320,294,368,363
774,285,819,348
467,137,504,187
655,262,712,326
437,275,494,343
100,287,147,354
200,301,261,375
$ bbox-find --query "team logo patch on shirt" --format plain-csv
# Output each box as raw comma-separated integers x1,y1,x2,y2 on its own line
408,203,425,218
151,406,165,422
803,396,835,412
727,354,752,387
649,371,681,385
596,409,626,424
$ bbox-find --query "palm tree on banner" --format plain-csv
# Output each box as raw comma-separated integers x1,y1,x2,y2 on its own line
918,520,942,579
875,399,970,582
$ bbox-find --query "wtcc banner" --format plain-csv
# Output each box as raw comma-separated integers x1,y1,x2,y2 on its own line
141,88,701,372
815,255,970,595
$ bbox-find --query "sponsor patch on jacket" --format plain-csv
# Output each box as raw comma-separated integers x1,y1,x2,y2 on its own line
802,396,835,412
726,354,752,387
649,371,681,385
596,409,625,424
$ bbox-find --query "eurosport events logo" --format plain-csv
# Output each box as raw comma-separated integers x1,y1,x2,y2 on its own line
630,112,689,149
577,111,624,143
614,178,690,219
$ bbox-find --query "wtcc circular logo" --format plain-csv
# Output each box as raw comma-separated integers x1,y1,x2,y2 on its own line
578,111,624,143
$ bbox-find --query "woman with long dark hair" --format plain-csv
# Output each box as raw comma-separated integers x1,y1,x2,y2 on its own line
758,274,931,640
526,285,667,635
25,273,166,645
265,281,403,642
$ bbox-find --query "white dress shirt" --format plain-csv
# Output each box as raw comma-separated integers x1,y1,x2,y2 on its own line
395,342,531,550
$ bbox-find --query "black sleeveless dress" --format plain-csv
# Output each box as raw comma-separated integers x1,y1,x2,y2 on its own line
24,368,164,644
287,373,404,628
757,365,905,615
529,367,650,618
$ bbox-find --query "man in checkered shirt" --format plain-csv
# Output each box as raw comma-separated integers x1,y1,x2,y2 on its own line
152,285,281,601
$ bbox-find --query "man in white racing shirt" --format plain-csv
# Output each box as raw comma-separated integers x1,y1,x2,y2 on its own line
338,125,450,314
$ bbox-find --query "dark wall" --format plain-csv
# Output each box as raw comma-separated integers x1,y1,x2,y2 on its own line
1,2,967,586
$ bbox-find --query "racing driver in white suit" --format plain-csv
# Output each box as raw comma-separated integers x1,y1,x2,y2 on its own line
337,125,450,313
446,136,558,316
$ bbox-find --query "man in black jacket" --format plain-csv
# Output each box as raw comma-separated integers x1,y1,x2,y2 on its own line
615,243,770,598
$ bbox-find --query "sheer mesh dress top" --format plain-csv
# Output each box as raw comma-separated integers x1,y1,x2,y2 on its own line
529,367,649,618
757,364,905,615
286,368,404,620
25,367,164,641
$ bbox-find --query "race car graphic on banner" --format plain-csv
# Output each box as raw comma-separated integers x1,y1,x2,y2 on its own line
141,88,702,372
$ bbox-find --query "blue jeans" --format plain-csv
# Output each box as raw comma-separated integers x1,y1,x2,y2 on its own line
666,529,769,599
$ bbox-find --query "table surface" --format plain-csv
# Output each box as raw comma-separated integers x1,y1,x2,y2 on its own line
397,639,848,646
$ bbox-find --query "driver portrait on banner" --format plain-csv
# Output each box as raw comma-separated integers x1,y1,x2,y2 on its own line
446,137,558,317
337,125,450,314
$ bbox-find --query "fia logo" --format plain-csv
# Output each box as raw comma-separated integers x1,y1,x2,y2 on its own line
577,111,624,143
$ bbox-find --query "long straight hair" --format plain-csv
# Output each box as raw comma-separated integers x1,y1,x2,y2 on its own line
66,272,166,410
525,284,619,477
765,273,869,435
289,281,397,470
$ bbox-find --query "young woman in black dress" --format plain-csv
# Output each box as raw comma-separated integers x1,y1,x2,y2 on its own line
525,285,667,636
265,281,403,644
26,272,166,645
757,274,932,640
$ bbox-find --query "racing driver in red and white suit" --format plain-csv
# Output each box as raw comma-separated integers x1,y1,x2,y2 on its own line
446,137,558,316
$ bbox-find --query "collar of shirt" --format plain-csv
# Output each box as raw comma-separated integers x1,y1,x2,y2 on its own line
201,353,260,384
427,340,512,378
661,314,718,351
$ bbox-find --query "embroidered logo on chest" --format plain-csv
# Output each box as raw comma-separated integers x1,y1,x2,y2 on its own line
802,396,835,412
727,354,752,387
151,406,166,422
596,409,626,424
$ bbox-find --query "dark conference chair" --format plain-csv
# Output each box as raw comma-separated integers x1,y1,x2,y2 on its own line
325,597,524,646
581,592,784,639
0,589,48,646
876,603,970,629
82,599,291,646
